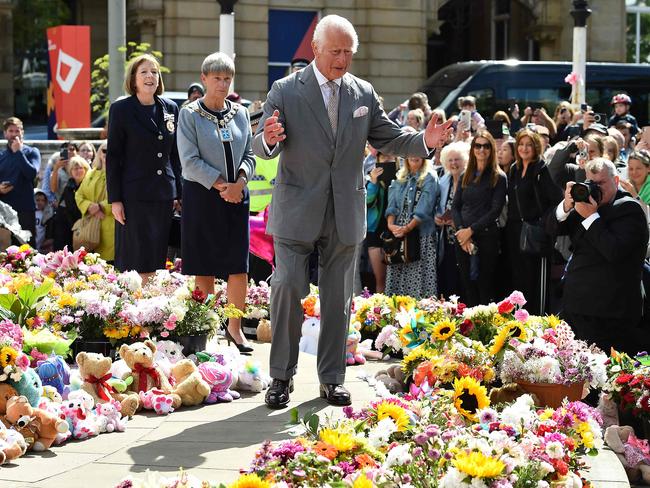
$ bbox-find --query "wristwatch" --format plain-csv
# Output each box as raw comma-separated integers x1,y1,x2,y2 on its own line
237,175,248,186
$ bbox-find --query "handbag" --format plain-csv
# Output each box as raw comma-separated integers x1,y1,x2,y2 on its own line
381,186,422,265
72,215,101,251
513,166,553,256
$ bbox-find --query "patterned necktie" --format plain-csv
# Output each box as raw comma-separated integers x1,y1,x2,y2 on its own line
326,80,339,136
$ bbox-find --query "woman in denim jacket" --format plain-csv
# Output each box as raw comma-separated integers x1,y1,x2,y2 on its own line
384,156,439,298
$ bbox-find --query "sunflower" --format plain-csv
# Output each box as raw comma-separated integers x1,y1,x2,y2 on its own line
546,314,561,328
401,347,435,376
453,377,489,422
489,321,527,355
453,450,505,479
376,401,410,432
432,320,456,341
352,473,373,488
57,293,77,308
0,346,18,368
319,428,357,452
313,440,339,460
392,295,416,311
229,473,270,488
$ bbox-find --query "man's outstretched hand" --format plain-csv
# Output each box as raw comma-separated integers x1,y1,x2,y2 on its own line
423,113,454,149
263,110,286,147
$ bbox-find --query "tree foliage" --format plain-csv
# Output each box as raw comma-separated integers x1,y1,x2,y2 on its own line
626,2,650,63
13,0,71,58
90,42,171,116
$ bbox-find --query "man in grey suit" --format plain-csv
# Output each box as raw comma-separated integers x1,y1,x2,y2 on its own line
253,15,452,408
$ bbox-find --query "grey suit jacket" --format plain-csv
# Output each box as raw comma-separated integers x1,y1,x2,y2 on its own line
252,64,431,245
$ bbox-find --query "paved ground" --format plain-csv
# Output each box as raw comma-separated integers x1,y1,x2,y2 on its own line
0,341,631,488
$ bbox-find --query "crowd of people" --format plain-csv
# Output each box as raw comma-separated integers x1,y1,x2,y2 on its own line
0,15,647,407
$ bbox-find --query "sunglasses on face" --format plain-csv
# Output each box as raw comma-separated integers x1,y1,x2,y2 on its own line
473,143,491,150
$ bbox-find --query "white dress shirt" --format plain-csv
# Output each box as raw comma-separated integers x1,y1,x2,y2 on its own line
555,201,600,230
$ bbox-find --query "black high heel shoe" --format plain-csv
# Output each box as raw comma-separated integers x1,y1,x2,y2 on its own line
224,328,254,354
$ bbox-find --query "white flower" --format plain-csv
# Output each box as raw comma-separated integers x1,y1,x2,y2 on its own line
0,374,8,382
385,443,411,467
3,366,12,374
545,440,564,459
470,478,488,488
440,468,470,488
367,417,396,448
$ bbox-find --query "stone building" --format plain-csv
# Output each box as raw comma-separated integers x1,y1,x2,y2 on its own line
0,0,628,121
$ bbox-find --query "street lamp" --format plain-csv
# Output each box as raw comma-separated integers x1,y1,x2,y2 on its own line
217,0,238,60
570,0,592,106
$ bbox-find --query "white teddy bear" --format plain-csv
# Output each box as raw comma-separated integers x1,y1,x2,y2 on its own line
299,317,320,355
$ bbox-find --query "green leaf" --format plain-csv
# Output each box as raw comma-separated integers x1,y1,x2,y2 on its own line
289,407,299,425
307,413,320,435
0,293,17,311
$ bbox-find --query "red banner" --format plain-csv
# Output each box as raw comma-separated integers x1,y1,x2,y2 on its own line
47,26,91,134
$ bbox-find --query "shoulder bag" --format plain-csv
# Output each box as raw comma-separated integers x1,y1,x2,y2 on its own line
72,215,101,251
381,185,422,265
513,166,552,256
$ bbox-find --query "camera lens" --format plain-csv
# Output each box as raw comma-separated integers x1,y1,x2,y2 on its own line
594,113,601,123
570,183,590,203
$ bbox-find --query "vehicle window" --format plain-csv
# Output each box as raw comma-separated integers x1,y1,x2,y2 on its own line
420,63,482,107
466,88,495,116
506,88,561,114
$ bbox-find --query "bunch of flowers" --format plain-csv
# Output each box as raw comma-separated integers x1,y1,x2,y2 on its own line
245,280,270,320
603,350,650,420
0,244,36,273
168,287,220,338
499,321,607,388
0,318,29,381
352,293,394,333
301,285,320,319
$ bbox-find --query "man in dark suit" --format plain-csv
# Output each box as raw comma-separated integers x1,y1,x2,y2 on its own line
554,157,648,354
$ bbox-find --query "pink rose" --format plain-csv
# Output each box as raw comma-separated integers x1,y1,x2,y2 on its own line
15,353,29,370
160,330,169,338
514,309,529,323
508,291,527,307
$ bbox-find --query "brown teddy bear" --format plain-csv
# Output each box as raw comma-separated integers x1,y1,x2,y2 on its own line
170,359,211,406
489,383,539,406
375,364,407,394
3,395,68,451
0,384,18,415
119,340,181,410
76,352,140,417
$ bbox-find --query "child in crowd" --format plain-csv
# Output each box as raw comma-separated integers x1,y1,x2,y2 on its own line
608,93,639,136
457,96,485,133
34,189,53,252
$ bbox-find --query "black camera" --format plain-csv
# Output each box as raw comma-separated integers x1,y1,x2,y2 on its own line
570,180,601,204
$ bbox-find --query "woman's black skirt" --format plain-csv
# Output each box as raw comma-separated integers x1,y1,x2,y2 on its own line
181,179,249,279
114,200,173,273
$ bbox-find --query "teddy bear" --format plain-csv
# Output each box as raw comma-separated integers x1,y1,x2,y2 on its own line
299,317,320,355
235,359,271,393
61,390,100,440
139,389,175,415
198,362,240,403
0,384,18,415
95,400,127,433
170,359,211,406
36,355,70,397
154,340,185,379
37,396,71,445
76,351,140,417
375,364,407,394
489,383,539,407
4,395,69,451
0,421,26,464
8,367,42,407
119,340,181,411
597,392,620,430
605,425,650,484
346,326,366,365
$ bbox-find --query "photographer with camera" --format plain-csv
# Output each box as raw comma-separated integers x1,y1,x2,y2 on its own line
553,158,648,354
548,134,604,190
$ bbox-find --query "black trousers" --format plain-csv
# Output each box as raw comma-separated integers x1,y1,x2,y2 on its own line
456,224,500,306
17,210,36,247
561,310,643,356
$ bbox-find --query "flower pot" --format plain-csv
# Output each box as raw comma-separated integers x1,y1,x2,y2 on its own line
175,335,207,356
256,319,272,343
516,381,584,409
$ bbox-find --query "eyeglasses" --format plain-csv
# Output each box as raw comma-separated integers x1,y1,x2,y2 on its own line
473,143,491,150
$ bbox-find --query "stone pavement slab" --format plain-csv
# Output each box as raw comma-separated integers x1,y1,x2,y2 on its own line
7,341,631,488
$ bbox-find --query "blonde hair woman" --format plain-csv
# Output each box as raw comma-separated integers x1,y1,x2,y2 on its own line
57,156,90,249
76,142,115,261
384,156,440,298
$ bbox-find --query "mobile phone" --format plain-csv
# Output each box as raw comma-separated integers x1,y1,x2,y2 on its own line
580,103,589,113
459,110,472,129
376,161,397,186
593,112,607,124
485,119,506,140
60,148,68,160
1,181,11,186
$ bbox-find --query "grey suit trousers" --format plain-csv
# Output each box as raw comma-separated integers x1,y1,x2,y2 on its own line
269,195,356,384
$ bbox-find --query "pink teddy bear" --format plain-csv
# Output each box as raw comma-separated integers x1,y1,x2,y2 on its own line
138,389,175,415
198,362,240,403
346,328,366,365
60,391,100,440
95,400,127,433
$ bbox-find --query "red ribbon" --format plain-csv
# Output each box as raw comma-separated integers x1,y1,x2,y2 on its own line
85,373,115,402
133,364,160,393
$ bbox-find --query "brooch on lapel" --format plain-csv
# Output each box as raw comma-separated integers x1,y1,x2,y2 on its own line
164,113,175,133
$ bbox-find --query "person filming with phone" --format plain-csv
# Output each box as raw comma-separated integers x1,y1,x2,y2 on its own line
0,117,41,246
552,158,648,354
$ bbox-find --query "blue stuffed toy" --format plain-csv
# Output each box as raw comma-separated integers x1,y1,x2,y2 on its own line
9,367,42,407
36,355,70,396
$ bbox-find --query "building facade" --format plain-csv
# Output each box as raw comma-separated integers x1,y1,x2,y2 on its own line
0,0,628,122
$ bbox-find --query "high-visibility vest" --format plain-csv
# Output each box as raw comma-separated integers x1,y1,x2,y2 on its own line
249,155,278,213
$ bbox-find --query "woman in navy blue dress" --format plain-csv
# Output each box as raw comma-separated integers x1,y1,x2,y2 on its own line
106,54,182,282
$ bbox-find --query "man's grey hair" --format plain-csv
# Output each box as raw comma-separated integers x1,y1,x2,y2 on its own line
201,52,235,76
586,157,617,178
313,15,359,53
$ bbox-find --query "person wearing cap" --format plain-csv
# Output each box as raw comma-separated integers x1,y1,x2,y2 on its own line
289,58,309,73
183,83,205,107
608,93,639,136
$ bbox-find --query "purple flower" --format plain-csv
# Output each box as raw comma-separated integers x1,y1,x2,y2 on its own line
425,424,440,438
292,469,306,477
337,461,356,474
429,449,441,460
412,447,423,458
414,433,429,446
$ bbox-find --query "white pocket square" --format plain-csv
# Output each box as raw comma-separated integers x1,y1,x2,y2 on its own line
353,106,368,118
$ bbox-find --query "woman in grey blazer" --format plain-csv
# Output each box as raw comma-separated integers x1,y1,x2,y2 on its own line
177,52,255,353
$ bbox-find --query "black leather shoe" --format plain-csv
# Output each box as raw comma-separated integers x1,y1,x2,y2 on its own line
265,378,294,409
320,384,351,406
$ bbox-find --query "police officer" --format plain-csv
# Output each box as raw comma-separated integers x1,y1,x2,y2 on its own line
106,54,182,281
